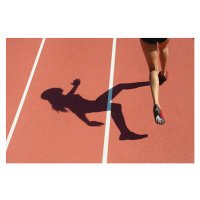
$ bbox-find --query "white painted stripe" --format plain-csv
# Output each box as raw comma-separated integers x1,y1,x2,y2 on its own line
102,38,117,163
6,38,46,151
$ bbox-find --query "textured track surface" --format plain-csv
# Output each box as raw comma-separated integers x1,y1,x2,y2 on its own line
6,38,194,163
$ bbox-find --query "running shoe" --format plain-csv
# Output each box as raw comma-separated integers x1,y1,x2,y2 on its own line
153,104,165,125
159,71,168,85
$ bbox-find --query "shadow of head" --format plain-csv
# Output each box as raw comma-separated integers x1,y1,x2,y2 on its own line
41,88,63,99
41,88,67,112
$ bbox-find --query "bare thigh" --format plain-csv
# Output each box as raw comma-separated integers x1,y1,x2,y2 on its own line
140,39,159,71
158,38,170,50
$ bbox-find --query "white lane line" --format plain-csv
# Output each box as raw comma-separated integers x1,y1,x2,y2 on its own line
6,38,46,151
102,38,117,163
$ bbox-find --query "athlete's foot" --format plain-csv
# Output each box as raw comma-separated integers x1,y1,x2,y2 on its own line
159,71,168,85
153,104,165,125
119,132,148,140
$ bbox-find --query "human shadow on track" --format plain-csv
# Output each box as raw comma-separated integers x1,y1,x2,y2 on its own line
41,79,149,140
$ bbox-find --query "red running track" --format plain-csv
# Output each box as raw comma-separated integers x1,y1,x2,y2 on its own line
6,38,194,163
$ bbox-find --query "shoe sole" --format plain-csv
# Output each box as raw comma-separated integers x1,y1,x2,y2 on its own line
155,115,165,125
154,108,165,125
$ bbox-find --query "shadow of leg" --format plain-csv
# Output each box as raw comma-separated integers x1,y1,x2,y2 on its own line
111,103,148,140
95,81,150,104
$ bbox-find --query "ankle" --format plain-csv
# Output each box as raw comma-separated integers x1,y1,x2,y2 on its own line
154,103,160,107
161,71,167,76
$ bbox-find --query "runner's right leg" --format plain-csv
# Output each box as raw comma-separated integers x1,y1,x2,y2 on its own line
158,38,170,76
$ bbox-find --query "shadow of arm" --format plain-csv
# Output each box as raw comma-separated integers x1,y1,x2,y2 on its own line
74,111,104,127
66,79,80,96
67,85,78,96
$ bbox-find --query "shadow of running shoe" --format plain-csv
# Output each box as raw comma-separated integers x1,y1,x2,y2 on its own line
119,132,148,140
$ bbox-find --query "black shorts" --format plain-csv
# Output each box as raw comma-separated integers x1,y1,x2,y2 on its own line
141,38,168,44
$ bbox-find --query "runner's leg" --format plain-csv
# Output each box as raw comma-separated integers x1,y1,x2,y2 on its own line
140,39,160,106
158,38,170,76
